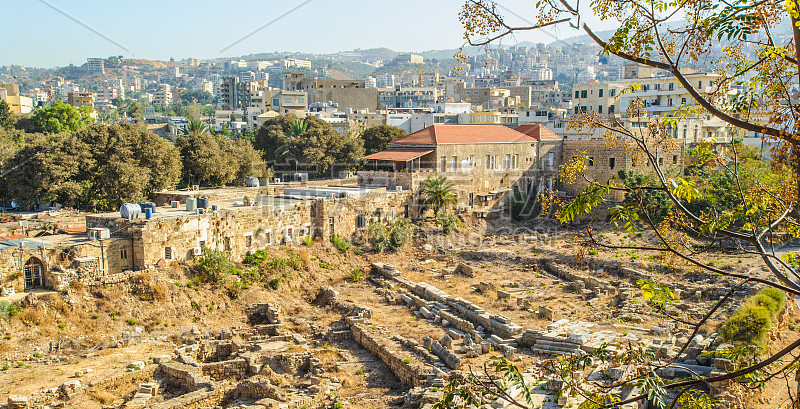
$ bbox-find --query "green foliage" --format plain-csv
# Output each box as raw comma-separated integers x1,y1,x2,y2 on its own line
0,101,14,131
255,115,363,175
125,319,138,326
720,288,786,349
420,176,457,216
196,247,235,287
617,170,673,224
180,90,213,105
367,219,411,252
1,123,181,211
228,281,243,299
361,125,407,154
435,212,458,235
32,101,95,134
331,234,351,252
638,279,676,310
176,132,235,187
558,182,611,223
348,268,367,282
303,236,313,246
0,301,20,318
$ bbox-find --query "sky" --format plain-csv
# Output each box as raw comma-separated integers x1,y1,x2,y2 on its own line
1,0,610,68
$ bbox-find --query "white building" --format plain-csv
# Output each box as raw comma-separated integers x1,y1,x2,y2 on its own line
87,58,105,73
154,84,173,105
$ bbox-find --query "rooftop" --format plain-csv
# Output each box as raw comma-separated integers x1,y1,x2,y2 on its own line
514,124,561,141
388,125,537,146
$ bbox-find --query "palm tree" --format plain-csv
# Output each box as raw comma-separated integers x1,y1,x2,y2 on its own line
287,119,307,138
182,118,209,137
420,176,457,216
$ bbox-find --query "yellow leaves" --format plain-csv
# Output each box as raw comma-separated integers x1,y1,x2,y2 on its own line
559,152,589,185
669,178,701,203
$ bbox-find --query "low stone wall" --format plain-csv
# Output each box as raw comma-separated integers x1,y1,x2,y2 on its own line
347,316,431,387
157,362,212,390
201,358,248,381
90,365,157,390
150,382,235,409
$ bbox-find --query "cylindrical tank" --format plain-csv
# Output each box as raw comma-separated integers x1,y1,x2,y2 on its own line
197,197,209,209
171,201,179,208
245,177,260,188
186,197,197,212
144,208,153,219
196,208,204,215
120,203,142,219
139,202,156,214
211,204,221,212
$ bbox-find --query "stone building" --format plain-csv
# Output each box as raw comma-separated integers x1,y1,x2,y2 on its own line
360,124,562,216
560,138,686,201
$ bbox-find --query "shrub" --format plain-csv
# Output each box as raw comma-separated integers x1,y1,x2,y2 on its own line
720,288,786,348
57,323,67,329
228,281,243,299
402,358,411,364
435,212,458,235
0,301,20,318
331,234,351,252
368,220,411,253
303,236,313,247
349,268,367,282
355,369,364,375
196,247,235,286
269,277,282,290
334,403,343,409
367,222,390,253
125,319,138,326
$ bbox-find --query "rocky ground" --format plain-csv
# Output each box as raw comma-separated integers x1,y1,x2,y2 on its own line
0,216,796,408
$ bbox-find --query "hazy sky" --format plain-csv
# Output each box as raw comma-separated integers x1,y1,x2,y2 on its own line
2,0,603,67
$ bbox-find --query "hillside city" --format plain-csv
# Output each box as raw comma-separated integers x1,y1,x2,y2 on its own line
1,2,800,409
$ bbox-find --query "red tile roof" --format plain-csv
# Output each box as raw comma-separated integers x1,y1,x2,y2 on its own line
60,226,87,234
515,124,561,141
0,234,28,242
362,148,434,162
389,125,537,145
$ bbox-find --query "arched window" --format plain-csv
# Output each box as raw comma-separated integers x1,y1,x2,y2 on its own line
24,257,45,289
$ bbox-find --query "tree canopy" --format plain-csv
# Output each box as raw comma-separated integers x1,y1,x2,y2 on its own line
361,125,406,155
255,114,364,176
1,123,181,210
31,100,95,134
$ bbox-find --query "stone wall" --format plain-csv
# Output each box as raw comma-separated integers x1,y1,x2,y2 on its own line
561,138,686,201
347,316,430,387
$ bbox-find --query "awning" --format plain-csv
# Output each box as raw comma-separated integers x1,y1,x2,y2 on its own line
362,149,434,162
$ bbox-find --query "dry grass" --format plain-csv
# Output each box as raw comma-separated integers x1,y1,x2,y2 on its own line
300,249,312,270
89,385,118,404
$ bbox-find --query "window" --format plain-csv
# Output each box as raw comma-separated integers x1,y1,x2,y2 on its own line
658,158,664,166
505,154,511,169
245,235,252,248
698,81,703,88
272,98,279,106
492,155,497,169
404,204,409,218
588,157,594,166
609,158,616,170
547,152,554,167
485,155,491,169
581,106,587,113
441,156,447,171
120,249,128,260
452,156,457,171
329,217,335,233
224,237,231,251
694,126,699,140
608,105,615,114
356,211,366,228
672,155,678,164
287,227,293,241
681,98,686,104
598,105,603,114
574,107,579,114
669,82,674,91
581,90,587,98
682,126,687,139
164,247,172,260
575,90,580,98
513,154,519,169
298,97,305,103
598,89,604,97
610,89,616,97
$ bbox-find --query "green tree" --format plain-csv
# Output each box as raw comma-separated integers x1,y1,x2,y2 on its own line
221,138,271,186
420,176,457,216
256,115,364,176
31,101,95,134
176,132,235,187
180,90,213,105
1,124,181,211
361,125,406,155
617,170,674,225
0,100,14,131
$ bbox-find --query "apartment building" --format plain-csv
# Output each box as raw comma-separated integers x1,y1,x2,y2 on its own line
271,90,308,115
87,58,105,74
378,86,438,109
67,91,95,109
0,84,33,114
284,73,378,112
456,83,532,110
153,84,173,106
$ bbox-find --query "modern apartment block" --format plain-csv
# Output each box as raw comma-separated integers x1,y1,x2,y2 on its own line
284,73,378,112
87,58,105,74
67,91,95,109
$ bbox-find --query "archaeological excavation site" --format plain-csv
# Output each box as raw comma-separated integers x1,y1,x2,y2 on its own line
0,176,796,409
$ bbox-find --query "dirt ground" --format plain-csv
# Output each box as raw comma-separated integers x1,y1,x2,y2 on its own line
0,216,796,408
